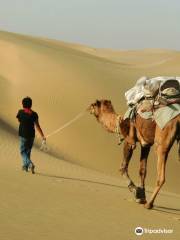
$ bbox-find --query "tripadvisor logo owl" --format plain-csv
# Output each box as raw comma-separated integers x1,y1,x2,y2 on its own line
135,227,144,236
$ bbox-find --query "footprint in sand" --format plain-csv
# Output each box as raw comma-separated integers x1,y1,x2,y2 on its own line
123,198,133,202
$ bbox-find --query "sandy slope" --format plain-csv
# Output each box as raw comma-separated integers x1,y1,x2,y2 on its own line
0,126,180,240
0,30,180,239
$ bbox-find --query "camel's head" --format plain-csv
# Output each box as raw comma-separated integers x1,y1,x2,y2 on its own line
88,99,114,118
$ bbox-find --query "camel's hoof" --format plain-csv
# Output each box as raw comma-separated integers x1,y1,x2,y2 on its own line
128,181,136,192
135,187,146,204
144,202,154,209
135,198,147,204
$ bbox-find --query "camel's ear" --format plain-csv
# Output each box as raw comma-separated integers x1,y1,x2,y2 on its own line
104,100,111,106
96,100,101,107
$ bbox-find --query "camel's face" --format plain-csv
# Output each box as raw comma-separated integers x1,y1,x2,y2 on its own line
89,100,101,116
88,99,113,117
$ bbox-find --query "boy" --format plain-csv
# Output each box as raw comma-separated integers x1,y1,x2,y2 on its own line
16,97,46,174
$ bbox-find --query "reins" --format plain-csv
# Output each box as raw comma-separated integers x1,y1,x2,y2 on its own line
46,111,86,139
40,110,86,151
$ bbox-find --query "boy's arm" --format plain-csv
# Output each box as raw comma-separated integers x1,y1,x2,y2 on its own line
35,120,46,140
16,110,20,122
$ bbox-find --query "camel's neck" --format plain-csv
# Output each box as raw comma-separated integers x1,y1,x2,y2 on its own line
98,111,118,133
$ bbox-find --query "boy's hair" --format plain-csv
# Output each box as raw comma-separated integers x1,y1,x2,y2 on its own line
22,97,32,108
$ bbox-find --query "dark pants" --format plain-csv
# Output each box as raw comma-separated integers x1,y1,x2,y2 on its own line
20,137,34,168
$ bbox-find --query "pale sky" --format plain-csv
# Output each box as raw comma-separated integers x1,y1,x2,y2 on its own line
0,0,180,50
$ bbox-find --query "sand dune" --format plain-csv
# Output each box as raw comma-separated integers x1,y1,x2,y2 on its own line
0,30,180,239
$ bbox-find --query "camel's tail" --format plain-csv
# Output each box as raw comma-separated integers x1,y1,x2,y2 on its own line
178,139,180,161
177,119,180,161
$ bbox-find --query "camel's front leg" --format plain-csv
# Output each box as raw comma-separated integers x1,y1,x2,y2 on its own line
135,145,150,204
120,140,137,192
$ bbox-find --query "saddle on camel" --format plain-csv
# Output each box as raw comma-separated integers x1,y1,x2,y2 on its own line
125,76,180,149
88,76,180,209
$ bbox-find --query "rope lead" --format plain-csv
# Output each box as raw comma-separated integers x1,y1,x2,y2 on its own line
40,111,86,151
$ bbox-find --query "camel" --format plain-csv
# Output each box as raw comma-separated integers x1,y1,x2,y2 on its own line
88,99,180,209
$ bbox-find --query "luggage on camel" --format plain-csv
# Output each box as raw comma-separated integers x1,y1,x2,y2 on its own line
125,76,180,106
158,79,180,105
124,76,180,130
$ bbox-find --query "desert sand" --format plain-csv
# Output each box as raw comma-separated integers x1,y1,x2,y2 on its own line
0,30,179,240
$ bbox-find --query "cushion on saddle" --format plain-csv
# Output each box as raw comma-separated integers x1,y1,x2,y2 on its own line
160,79,180,98
157,80,180,106
160,79,180,92
137,99,153,113
124,105,153,120
162,87,179,96
124,104,180,129
154,103,180,129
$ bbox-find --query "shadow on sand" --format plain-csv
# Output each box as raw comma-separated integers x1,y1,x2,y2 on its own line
35,172,180,216
153,205,180,216
36,172,127,190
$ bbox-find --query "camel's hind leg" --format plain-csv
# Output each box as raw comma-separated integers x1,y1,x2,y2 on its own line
144,146,168,209
145,122,177,209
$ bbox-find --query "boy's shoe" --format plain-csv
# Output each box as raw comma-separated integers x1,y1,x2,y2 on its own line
22,166,28,172
31,164,35,174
